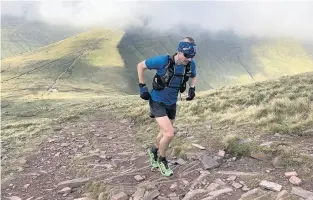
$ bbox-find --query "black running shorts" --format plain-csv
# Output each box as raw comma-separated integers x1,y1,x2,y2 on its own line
149,99,177,120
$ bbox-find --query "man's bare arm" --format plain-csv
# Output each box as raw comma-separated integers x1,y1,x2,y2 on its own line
137,60,148,84
190,76,197,87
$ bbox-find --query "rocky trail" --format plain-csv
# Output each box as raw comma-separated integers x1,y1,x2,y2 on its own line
1,114,313,200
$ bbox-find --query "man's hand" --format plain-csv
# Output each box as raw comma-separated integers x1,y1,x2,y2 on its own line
186,86,195,101
139,83,150,100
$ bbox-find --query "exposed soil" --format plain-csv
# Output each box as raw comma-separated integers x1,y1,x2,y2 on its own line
1,114,313,200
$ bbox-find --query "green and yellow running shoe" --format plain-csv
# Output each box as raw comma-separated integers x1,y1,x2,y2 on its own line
147,148,159,169
157,156,173,177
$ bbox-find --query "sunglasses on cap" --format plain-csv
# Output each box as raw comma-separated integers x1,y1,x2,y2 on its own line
184,53,195,59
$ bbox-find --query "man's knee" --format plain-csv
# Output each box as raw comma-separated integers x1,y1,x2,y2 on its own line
156,117,175,138
163,126,174,138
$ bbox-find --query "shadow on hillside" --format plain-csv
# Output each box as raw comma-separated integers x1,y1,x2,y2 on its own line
116,27,267,92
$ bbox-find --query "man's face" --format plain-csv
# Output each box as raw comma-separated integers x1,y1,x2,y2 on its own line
177,52,194,65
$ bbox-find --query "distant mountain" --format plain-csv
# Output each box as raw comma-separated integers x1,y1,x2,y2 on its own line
2,26,313,101
1,15,84,59
118,27,313,90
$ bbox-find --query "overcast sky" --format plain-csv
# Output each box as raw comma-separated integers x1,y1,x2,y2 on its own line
2,0,313,41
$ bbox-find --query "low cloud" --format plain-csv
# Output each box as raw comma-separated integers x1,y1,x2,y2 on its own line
2,1,313,41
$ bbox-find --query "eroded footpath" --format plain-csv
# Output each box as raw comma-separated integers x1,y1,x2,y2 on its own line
1,114,313,200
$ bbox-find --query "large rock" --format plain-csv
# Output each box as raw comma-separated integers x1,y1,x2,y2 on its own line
259,180,282,192
18,157,28,165
214,179,226,186
143,190,160,200
217,171,260,176
232,182,243,189
132,188,145,200
201,155,220,170
218,150,225,157
240,188,268,200
284,171,298,177
250,152,269,161
8,197,22,200
289,176,302,185
207,183,220,192
192,144,205,150
275,190,288,200
158,197,169,200
195,188,233,200
111,192,128,200
134,175,145,182
57,178,90,189
190,172,210,189
291,187,313,199
175,158,186,165
182,189,207,200
227,176,237,181
58,187,72,194
208,187,233,197
185,153,201,161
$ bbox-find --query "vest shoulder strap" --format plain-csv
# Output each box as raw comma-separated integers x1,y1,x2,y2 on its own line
166,54,174,69
166,54,191,70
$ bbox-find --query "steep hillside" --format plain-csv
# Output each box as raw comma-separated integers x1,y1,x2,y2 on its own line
117,28,313,90
1,15,83,59
1,28,133,100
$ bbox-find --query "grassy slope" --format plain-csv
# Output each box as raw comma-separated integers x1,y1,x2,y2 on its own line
251,39,313,80
115,71,313,172
1,28,130,101
1,28,124,68
2,28,313,180
1,18,83,59
113,71,313,135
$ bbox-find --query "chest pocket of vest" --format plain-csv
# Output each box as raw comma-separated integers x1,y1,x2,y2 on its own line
152,55,192,91
168,65,185,88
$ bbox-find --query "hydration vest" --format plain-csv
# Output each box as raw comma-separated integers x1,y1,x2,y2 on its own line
152,54,193,93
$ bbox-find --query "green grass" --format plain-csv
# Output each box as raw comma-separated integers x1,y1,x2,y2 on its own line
83,181,109,200
253,39,313,77
221,134,253,157
114,72,313,168
1,28,125,67
210,73,313,134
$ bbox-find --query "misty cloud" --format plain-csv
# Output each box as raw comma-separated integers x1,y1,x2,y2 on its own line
2,1,313,41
